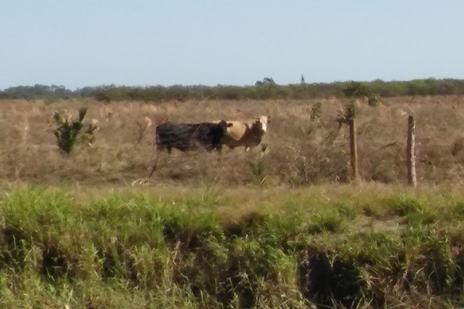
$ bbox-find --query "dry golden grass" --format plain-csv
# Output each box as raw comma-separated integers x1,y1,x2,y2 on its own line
1,95,464,186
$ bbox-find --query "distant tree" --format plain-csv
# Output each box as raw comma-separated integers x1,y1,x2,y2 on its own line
94,90,111,102
3,84,72,100
301,74,306,85
343,82,371,98
255,77,276,86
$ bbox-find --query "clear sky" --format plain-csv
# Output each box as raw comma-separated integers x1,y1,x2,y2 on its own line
1,0,463,89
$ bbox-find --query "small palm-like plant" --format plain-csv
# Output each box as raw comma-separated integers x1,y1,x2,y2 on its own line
53,108,97,153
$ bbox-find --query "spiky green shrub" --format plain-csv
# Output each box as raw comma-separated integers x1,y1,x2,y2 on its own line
53,108,98,153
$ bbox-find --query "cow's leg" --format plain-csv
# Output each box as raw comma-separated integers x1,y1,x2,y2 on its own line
148,157,158,178
245,145,250,152
261,144,268,151
213,143,223,152
148,144,165,179
132,145,160,185
148,151,160,178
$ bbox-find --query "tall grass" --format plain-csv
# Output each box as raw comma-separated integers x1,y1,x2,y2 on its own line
0,185,463,308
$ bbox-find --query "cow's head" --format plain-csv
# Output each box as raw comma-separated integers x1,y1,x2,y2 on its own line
253,115,270,132
218,120,233,130
214,120,233,139
209,120,233,149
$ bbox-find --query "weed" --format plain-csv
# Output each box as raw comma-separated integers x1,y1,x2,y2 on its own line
454,201,464,217
387,194,424,216
247,161,267,185
308,209,345,233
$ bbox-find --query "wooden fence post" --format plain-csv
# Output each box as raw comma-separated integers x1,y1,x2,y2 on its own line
349,118,359,182
407,115,417,187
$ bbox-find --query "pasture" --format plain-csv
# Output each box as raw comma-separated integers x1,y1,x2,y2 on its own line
1,97,464,308
2,95,464,186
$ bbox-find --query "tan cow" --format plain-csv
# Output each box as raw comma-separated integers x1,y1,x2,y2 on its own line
219,115,270,151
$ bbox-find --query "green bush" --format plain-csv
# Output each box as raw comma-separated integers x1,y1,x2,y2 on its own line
387,194,424,216
53,108,98,153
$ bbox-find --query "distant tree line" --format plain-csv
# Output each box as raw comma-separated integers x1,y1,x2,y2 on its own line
0,84,73,100
2,78,464,101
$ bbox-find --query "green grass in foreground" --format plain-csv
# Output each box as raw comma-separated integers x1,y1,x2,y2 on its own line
0,185,463,308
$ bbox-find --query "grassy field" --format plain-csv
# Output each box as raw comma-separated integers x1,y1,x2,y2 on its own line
1,97,464,308
0,184,463,308
2,95,464,186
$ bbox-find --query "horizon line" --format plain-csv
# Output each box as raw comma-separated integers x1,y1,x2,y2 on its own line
2,76,463,92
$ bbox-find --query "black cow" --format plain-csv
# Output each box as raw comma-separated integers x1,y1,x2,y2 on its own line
155,120,231,153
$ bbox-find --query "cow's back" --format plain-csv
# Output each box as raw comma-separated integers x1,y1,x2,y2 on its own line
156,122,195,151
220,118,268,150
225,122,248,140
193,122,227,151
156,121,227,152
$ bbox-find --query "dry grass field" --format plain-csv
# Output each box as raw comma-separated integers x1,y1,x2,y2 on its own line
1,95,464,187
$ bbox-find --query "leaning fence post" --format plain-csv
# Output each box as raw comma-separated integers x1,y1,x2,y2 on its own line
407,115,417,187
349,118,359,182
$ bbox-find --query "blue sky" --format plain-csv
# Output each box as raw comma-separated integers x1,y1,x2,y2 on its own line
1,0,463,89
